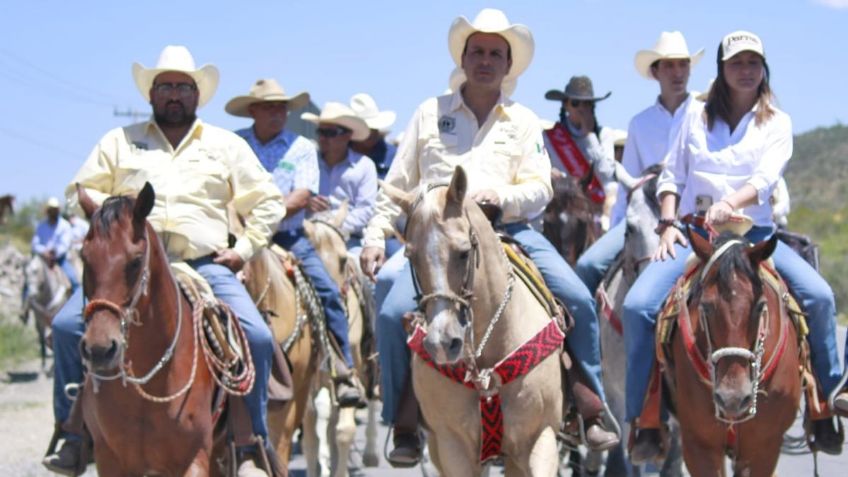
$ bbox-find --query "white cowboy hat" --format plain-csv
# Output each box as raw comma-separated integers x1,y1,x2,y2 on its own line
225,78,310,117
350,93,396,133
131,45,219,108
448,67,517,97
301,102,370,141
45,197,61,209
634,31,704,80
448,8,534,83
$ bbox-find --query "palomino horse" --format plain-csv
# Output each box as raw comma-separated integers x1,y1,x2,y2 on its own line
301,207,380,476
593,164,684,477
76,183,219,475
543,173,602,267
242,245,322,474
23,254,71,370
384,166,564,476
664,230,800,476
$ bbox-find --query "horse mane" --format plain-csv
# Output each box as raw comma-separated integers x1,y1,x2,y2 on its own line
693,232,763,302
92,196,134,233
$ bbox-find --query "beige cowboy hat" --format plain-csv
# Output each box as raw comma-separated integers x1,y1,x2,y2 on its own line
545,75,611,102
448,8,534,83
695,79,714,102
634,31,704,80
350,93,396,133
612,129,628,148
301,102,370,141
132,45,219,108
45,197,61,210
225,78,310,118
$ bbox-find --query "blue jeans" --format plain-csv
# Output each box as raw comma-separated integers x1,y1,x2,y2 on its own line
273,231,354,367
57,255,80,293
575,221,625,294
52,257,274,438
377,224,605,423
622,227,842,422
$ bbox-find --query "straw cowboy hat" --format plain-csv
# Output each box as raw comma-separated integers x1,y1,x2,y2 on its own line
132,45,219,108
301,102,370,141
225,78,310,118
448,8,534,83
634,31,704,80
45,197,61,209
350,93,396,133
545,75,611,102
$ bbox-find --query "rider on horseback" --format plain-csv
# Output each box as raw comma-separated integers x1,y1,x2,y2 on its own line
623,31,845,460
30,198,79,293
45,46,286,477
360,8,619,467
227,80,364,408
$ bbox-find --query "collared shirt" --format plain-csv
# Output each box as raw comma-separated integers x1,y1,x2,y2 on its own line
67,118,285,261
317,150,378,236
363,90,552,248
611,94,700,226
236,127,319,232
68,216,89,251
366,138,398,179
657,101,793,227
545,120,617,185
32,217,72,258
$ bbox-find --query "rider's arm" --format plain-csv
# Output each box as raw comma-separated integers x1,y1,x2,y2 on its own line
285,141,320,216
497,110,553,222
343,158,378,236
745,112,793,207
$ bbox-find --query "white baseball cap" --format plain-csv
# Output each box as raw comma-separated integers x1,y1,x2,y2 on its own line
721,31,765,61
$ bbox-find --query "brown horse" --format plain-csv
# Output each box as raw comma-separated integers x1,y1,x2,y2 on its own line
543,173,602,266
665,230,800,476
242,245,321,474
0,194,14,225
76,183,217,476
384,166,563,476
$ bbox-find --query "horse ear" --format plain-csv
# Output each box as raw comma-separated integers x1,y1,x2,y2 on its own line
133,182,155,223
447,166,468,205
380,181,414,214
332,200,349,229
76,184,97,220
688,227,713,262
615,162,640,191
747,234,778,266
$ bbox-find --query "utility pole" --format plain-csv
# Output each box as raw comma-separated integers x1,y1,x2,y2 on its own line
113,107,147,123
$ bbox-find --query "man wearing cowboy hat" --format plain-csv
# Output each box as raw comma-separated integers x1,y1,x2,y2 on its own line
304,102,378,255
46,46,285,477
360,8,619,466
29,197,78,291
349,93,398,180
228,84,364,408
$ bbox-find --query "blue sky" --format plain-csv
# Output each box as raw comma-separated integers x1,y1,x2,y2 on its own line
1,0,846,202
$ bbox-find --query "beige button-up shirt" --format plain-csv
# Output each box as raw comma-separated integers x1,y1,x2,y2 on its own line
363,90,552,248
66,118,285,261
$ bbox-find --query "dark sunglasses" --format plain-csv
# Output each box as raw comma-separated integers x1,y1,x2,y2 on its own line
316,126,351,138
153,82,197,97
568,99,594,108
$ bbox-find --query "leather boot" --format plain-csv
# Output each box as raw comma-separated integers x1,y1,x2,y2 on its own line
42,439,81,476
812,417,844,456
629,426,663,465
584,416,619,452
387,376,422,468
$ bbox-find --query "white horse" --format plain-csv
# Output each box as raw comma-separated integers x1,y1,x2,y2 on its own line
23,254,71,369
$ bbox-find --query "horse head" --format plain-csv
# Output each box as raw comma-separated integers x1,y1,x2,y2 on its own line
384,166,494,364
622,164,663,280
77,182,155,373
687,229,778,420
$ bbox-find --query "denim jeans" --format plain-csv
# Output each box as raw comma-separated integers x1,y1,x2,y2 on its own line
575,221,625,294
57,255,80,293
273,231,354,367
622,227,842,421
377,223,606,424
52,258,274,438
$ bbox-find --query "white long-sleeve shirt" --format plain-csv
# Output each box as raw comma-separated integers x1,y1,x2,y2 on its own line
657,101,793,227
363,90,552,248
611,94,700,226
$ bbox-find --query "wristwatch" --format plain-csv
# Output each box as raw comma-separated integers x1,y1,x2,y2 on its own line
655,217,684,235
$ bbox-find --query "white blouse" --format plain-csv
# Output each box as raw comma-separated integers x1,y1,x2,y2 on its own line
657,101,793,227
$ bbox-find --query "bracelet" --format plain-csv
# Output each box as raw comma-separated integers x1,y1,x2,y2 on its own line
655,218,684,235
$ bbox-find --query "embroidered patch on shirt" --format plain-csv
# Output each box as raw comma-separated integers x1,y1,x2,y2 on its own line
277,161,295,171
438,115,456,134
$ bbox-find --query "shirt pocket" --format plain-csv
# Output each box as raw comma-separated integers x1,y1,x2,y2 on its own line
420,132,459,177
181,150,231,200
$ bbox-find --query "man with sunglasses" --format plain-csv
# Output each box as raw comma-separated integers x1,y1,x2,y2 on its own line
302,102,377,256
361,8,619,466
227,82,364,409
46,46,285,477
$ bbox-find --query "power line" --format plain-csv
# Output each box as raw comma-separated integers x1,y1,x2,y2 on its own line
0,126,79,159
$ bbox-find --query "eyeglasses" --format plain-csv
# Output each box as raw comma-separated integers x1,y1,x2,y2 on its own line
568,99,593,108
316,126,351,138
153,82,197,97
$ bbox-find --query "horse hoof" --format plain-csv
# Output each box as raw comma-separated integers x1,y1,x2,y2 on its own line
362,453,379,467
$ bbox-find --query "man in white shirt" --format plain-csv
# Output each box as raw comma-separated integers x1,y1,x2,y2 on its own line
575,31,704,296
360,8,618,466
30,198,78,292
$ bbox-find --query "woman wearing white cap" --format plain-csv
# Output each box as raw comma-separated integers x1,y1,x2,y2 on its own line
623,31,844,459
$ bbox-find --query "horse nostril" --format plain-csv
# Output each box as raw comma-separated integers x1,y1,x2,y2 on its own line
447,337,463,356
739,394,753,410
713,392,725,409
79,342,91,361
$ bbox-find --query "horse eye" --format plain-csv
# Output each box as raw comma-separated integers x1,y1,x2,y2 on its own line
458,249,471,260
